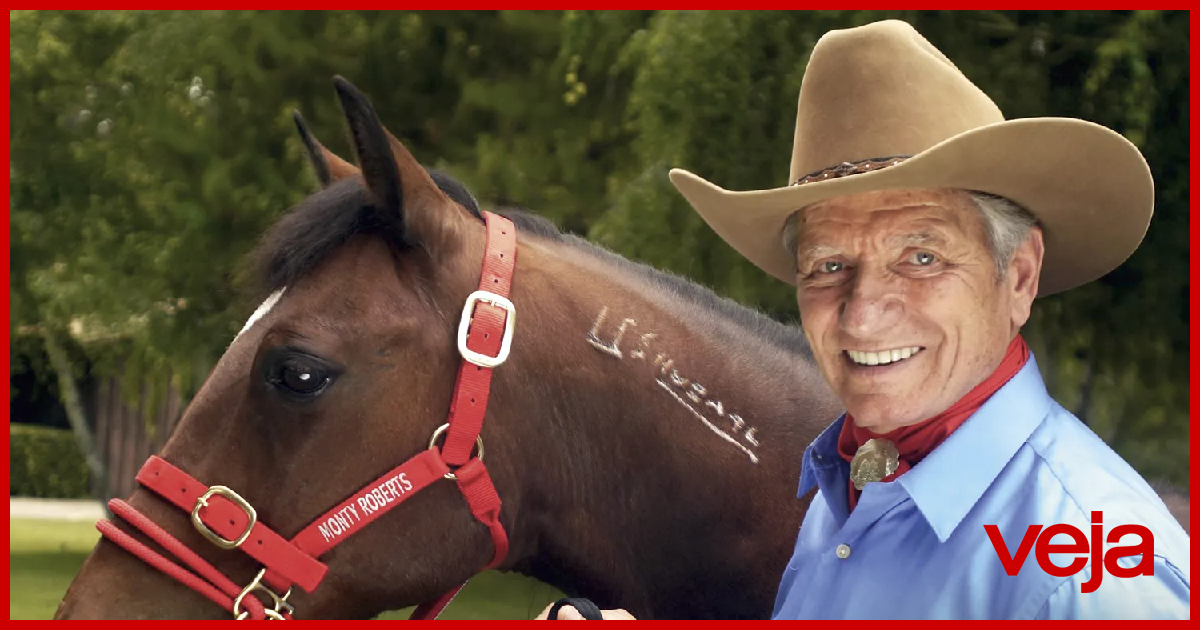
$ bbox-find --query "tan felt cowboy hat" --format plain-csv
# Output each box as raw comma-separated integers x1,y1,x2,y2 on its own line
668,19,1154,297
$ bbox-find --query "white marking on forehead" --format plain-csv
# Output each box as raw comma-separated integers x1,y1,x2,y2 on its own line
234,288,286,342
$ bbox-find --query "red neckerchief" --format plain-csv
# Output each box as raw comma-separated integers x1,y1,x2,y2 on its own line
837,335,1030,511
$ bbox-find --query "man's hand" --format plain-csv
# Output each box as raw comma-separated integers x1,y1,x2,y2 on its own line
536,602,637,620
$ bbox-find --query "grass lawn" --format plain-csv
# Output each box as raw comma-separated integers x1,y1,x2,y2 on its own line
10,518,562,620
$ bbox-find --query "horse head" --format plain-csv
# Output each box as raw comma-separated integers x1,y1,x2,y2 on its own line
57,77,538,619
56,77,844,620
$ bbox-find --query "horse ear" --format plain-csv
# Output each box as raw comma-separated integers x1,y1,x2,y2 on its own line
331,76,456,248
293,110,359,187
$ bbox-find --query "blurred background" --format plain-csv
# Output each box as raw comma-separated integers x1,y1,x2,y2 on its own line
9,9,1190,620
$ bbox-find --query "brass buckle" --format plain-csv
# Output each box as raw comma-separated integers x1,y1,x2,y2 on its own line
234,568,294,620
428,423,484,480
191,485,257,550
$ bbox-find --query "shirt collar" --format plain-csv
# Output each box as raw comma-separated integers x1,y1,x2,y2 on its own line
897,354,1053,542
797,354,1053,541
798,414,846,498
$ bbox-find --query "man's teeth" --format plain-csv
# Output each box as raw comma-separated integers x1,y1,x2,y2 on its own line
847,347,922,366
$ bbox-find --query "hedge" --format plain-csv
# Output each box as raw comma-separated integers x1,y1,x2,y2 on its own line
10,424,91,499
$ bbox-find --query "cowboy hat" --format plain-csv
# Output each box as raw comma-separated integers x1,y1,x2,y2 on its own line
668,19,1154,297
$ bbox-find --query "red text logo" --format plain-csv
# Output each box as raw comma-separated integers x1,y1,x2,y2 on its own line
984,511,1154,593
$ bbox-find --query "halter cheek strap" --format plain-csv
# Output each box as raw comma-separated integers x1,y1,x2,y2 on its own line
96,211,517,620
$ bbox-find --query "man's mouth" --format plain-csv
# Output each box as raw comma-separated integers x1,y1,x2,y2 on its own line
845,346,924,366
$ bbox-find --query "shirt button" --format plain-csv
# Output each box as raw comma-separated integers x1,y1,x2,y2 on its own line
835,544,852,559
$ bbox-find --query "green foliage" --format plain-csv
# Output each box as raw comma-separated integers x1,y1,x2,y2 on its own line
10,425,92,499
9,10,1189,487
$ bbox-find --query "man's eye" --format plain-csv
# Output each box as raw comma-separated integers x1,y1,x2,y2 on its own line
817,260,845,274
912,251,937,266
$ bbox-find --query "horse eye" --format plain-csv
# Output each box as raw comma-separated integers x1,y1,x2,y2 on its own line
266,352,335,400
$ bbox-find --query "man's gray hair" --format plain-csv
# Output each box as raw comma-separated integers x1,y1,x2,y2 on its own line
969,192,1040,279
781,190,1039,280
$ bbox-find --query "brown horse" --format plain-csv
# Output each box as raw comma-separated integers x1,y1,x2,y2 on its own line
54,77,844,620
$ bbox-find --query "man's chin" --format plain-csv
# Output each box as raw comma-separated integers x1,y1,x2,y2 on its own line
840,396,932,432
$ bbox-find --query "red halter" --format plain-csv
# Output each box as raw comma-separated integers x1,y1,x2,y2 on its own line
96,211,517,620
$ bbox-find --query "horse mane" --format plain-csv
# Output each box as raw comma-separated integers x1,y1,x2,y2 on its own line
246,169,814,358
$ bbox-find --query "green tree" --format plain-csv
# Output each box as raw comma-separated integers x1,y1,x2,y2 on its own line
10,10,1189,490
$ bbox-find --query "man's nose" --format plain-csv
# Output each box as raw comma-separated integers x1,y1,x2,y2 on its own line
839,267,904,339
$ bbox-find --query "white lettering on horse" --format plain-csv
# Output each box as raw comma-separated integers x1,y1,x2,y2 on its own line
316,504,361,543
585,306,761,464
356,471,413,517
586,306,636,359
630,333,657,359
654,379,759,464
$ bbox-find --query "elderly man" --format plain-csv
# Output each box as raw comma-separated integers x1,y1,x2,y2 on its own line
541,19,1189,620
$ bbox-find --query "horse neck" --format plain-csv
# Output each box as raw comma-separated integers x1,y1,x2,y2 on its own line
485,237,842,619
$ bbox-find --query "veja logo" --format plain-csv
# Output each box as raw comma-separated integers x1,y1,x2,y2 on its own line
984,511,1154,593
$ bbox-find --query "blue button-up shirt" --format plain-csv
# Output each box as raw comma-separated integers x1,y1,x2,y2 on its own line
773,355,1190,620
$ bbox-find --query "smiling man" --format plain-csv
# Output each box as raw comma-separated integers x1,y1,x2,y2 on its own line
541,19,1189,621
787,188,1031,440
666,19,1190,620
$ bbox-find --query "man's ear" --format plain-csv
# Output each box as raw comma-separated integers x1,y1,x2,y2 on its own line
1008,225,1044,329
293,110,359,187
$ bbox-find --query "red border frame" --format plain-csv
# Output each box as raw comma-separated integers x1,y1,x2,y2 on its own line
3,7,1195,626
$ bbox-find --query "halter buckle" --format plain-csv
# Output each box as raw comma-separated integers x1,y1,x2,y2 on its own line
457,290,515,368
192,485,257,550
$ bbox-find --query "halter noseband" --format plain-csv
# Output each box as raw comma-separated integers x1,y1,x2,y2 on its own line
96,210,517,620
